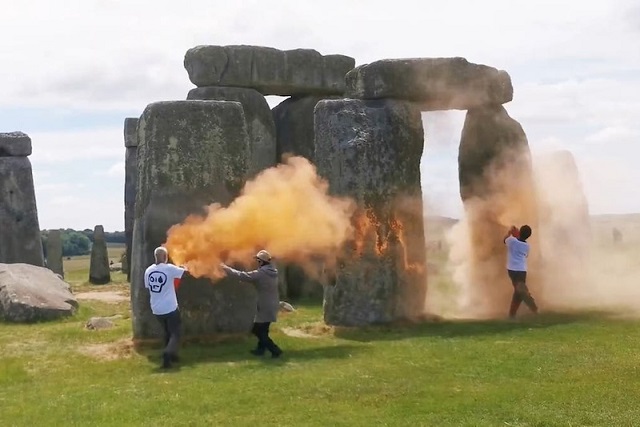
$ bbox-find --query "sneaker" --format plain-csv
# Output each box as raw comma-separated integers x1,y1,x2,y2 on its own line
271,349,283,359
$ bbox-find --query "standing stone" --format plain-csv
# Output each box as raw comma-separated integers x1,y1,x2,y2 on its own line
272,96,328,162
271,95,335,300
184,45,355,96
315,99,427,326
0,132,44,267
187,87,276,176
345,57,513,111
533,150,590,306
131,100,256,340
124,117,139,281
46,229,64,278
89,225,111,285
457,105,540,318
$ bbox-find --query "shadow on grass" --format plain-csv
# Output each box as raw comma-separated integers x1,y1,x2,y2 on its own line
332,309,619,342
137,333,364,371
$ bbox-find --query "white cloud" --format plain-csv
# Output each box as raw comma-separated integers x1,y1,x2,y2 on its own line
39,192,124,231
105,161,125,178
585,126,640,145
2,0,640,230
28,127,124,165
2,0,640,110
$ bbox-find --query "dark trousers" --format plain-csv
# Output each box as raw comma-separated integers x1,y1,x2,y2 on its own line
251,322,281,355
155,309,181,357
507,270,538,317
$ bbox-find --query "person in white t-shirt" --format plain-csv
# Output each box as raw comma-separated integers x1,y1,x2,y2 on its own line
503,224,538,319
144,246,187,369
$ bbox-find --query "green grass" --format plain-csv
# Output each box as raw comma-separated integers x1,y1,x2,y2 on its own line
63,244,127,286
2,243,640,425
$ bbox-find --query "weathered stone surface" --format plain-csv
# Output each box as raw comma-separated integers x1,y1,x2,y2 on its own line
315,99,427,326
457,105,540,318
124,117,139,281
345,57,513,111
272,96,329,162
0,263,77,322
187,87,276,176
89,225,111,285
46,229,64,278
125,145,137,281
85,316,119,330
184,45,355,96
0,131,32,157
281,264,324,300
124,118,139,147
0,157,44,267
272,95,337,298
131,100,256,339
534,150,591,307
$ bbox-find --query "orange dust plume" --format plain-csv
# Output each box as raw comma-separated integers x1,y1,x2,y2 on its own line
164,155,357,279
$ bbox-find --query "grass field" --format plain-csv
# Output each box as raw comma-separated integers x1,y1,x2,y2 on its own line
1,228,639,426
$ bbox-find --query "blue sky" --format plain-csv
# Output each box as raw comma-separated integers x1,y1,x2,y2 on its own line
3,0,640,231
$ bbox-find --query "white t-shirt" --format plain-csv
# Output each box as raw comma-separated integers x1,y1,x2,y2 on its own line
144,263,186,315
505,236,529,271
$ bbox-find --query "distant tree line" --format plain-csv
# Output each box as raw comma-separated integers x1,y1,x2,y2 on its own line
41,229,125,257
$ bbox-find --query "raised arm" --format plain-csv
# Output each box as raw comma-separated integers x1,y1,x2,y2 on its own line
504,226,517,243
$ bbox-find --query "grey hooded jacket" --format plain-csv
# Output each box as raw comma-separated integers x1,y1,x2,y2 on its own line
222,263,279,323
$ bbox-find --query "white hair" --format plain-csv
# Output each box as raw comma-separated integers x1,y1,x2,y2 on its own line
154,246,168,261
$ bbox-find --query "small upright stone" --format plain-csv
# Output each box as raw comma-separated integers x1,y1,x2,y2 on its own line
89,225,111,285
0,132,32,157
46,230,64,278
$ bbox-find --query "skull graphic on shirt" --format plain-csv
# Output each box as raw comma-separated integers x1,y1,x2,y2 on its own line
148,271,168,293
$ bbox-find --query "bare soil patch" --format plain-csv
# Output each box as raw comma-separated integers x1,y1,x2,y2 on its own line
78,338,134,361
75,291,128,303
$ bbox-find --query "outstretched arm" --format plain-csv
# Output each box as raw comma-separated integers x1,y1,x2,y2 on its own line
171,264,188,290
221,264,260,283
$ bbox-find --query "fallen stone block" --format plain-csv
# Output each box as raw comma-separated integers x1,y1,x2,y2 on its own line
0,263,78,322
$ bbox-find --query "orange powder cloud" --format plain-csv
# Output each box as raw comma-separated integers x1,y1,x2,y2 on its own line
164,155,357,279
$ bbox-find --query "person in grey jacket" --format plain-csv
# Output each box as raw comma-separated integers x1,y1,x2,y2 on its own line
220,250,283,358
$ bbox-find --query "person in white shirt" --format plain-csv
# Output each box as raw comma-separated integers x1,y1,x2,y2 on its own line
144,246,187,369
503,225,538,319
